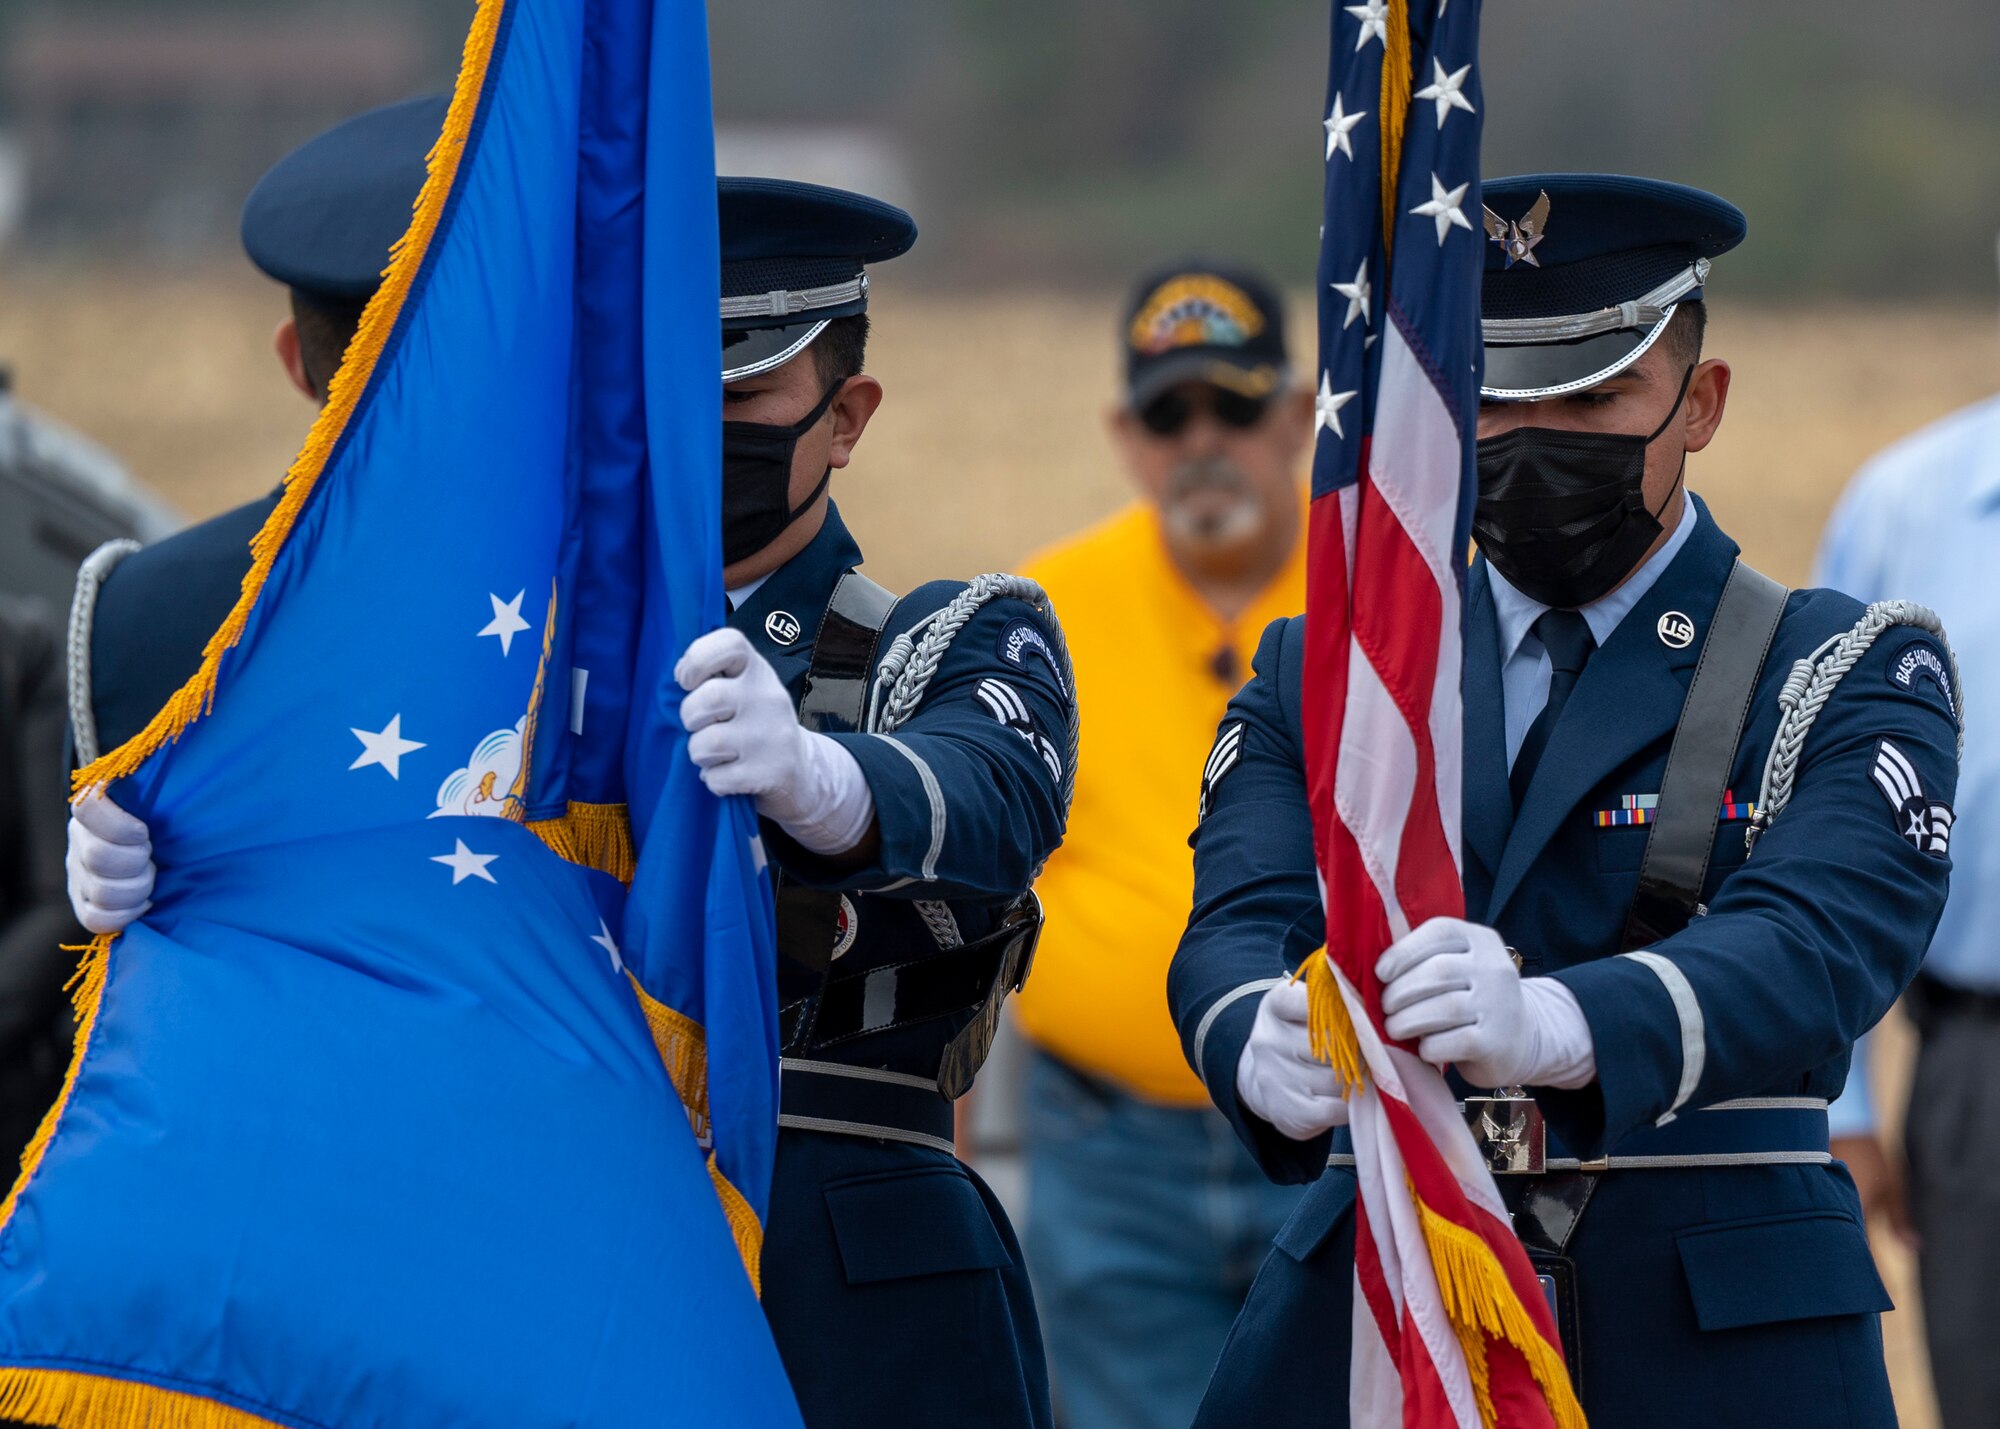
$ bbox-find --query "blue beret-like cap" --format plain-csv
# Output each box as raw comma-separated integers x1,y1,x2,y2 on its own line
719,177,916,381
1478,173,1746,400
241,95,445,305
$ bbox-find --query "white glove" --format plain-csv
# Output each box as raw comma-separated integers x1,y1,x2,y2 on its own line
66,791,155,935
677,627,875,855
1235,977,1353,1141
1376,916,1595,1090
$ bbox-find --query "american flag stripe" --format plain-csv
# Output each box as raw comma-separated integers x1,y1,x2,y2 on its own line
1304,1,1584,1425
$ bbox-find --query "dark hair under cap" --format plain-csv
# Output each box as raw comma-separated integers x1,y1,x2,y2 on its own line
241,95,447,305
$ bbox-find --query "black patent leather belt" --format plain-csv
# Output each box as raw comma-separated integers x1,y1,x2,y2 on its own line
777,899,1041,1099
778,1058,956,1156
1324,1096,1831,1175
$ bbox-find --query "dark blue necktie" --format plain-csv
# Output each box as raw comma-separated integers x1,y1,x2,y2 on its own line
1510,608,1596,806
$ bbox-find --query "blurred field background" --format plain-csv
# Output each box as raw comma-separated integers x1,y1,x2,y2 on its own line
4,0,1998,1422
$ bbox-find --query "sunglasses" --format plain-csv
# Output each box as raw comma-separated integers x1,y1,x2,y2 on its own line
1137,387,1271,437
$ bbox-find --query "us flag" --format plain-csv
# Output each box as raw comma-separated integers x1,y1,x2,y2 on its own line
1301,1,1587,1425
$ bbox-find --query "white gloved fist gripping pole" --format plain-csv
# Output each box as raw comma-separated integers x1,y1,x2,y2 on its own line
1376,916,1596,1090
1236,976,1354,1141
67,790,156,935
676,627,876,856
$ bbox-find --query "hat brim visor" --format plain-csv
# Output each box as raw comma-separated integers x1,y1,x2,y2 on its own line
1127,351,1287,410
1480,307,1676,402
723,319,830,383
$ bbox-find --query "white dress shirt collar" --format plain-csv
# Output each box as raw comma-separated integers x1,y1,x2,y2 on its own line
725,570,774,611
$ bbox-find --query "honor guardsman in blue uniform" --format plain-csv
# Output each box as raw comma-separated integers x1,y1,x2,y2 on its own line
65,107,1072,1429
673,178,1071,1429
67,97,444,774
1168,176,1959,1428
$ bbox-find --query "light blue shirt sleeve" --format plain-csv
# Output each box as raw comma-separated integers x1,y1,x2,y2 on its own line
1826,1030,1875,1137
1814,395,2000,1135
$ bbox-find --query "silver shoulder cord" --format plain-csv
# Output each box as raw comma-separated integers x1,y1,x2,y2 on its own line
66,537,144,769
861,573,1080,949
1748,599,1962,853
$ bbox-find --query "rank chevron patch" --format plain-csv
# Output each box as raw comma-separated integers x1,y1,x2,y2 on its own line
975,677,1063,784
1200,722,1244,821
1872,737,1954,859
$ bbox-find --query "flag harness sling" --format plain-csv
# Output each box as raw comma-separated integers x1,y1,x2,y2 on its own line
1475,567,1961,1395
773,572,1067,1152
1480,558,1788,1392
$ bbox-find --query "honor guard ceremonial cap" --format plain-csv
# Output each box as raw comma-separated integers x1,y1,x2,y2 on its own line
720,177,917,382
1120,263,1291,409
1479,173,1746,402
241,95,446,304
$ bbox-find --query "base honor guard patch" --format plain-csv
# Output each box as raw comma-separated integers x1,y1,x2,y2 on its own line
1872,737,1954,859
1594,791,1756,827
1887,637,1958,721
997,618,1069,698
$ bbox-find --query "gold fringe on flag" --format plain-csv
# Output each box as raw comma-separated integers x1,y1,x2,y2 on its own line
0,1369,286,1429
69,0,508,799
1415,1194,1589,1429
1379,0,1413,254
626,974,765,1293
706,1153,765,1297
1,1,513,1421
528,803,636,883
1,938,111,1232
1297,951,1367,1096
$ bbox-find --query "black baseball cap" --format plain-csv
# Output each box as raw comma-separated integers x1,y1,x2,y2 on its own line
1121,263,1290,409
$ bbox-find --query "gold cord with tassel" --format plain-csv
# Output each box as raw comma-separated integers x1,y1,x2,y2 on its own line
1379,0,1413,255
1297,950,1367,1096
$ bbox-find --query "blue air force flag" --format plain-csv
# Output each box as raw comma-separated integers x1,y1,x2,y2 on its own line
0,0,802,1424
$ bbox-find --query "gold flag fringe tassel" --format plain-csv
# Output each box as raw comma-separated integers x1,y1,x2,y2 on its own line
1416,1195,1589,1429
1297,951,1367,1096
529,804,635,883
626,975,765,1294
0,3,510,1421
69,0,508,798
0,1369,286,1429
1379,0,1413,255
706,1153,765,1297
1,938,110,1232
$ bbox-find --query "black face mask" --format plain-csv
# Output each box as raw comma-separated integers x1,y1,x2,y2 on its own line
720,378,845,566
1472,364,1694,609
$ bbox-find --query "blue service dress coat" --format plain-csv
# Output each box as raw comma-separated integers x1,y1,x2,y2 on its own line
730,503,1068,1429
1167,500,1956,1428
77,494,1067,1429
81,491,282,756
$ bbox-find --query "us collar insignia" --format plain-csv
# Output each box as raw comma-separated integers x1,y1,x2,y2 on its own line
1594,791,1757,827
1482,190,1550,269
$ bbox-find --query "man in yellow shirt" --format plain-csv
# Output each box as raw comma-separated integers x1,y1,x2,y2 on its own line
1015,263,1311,1429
